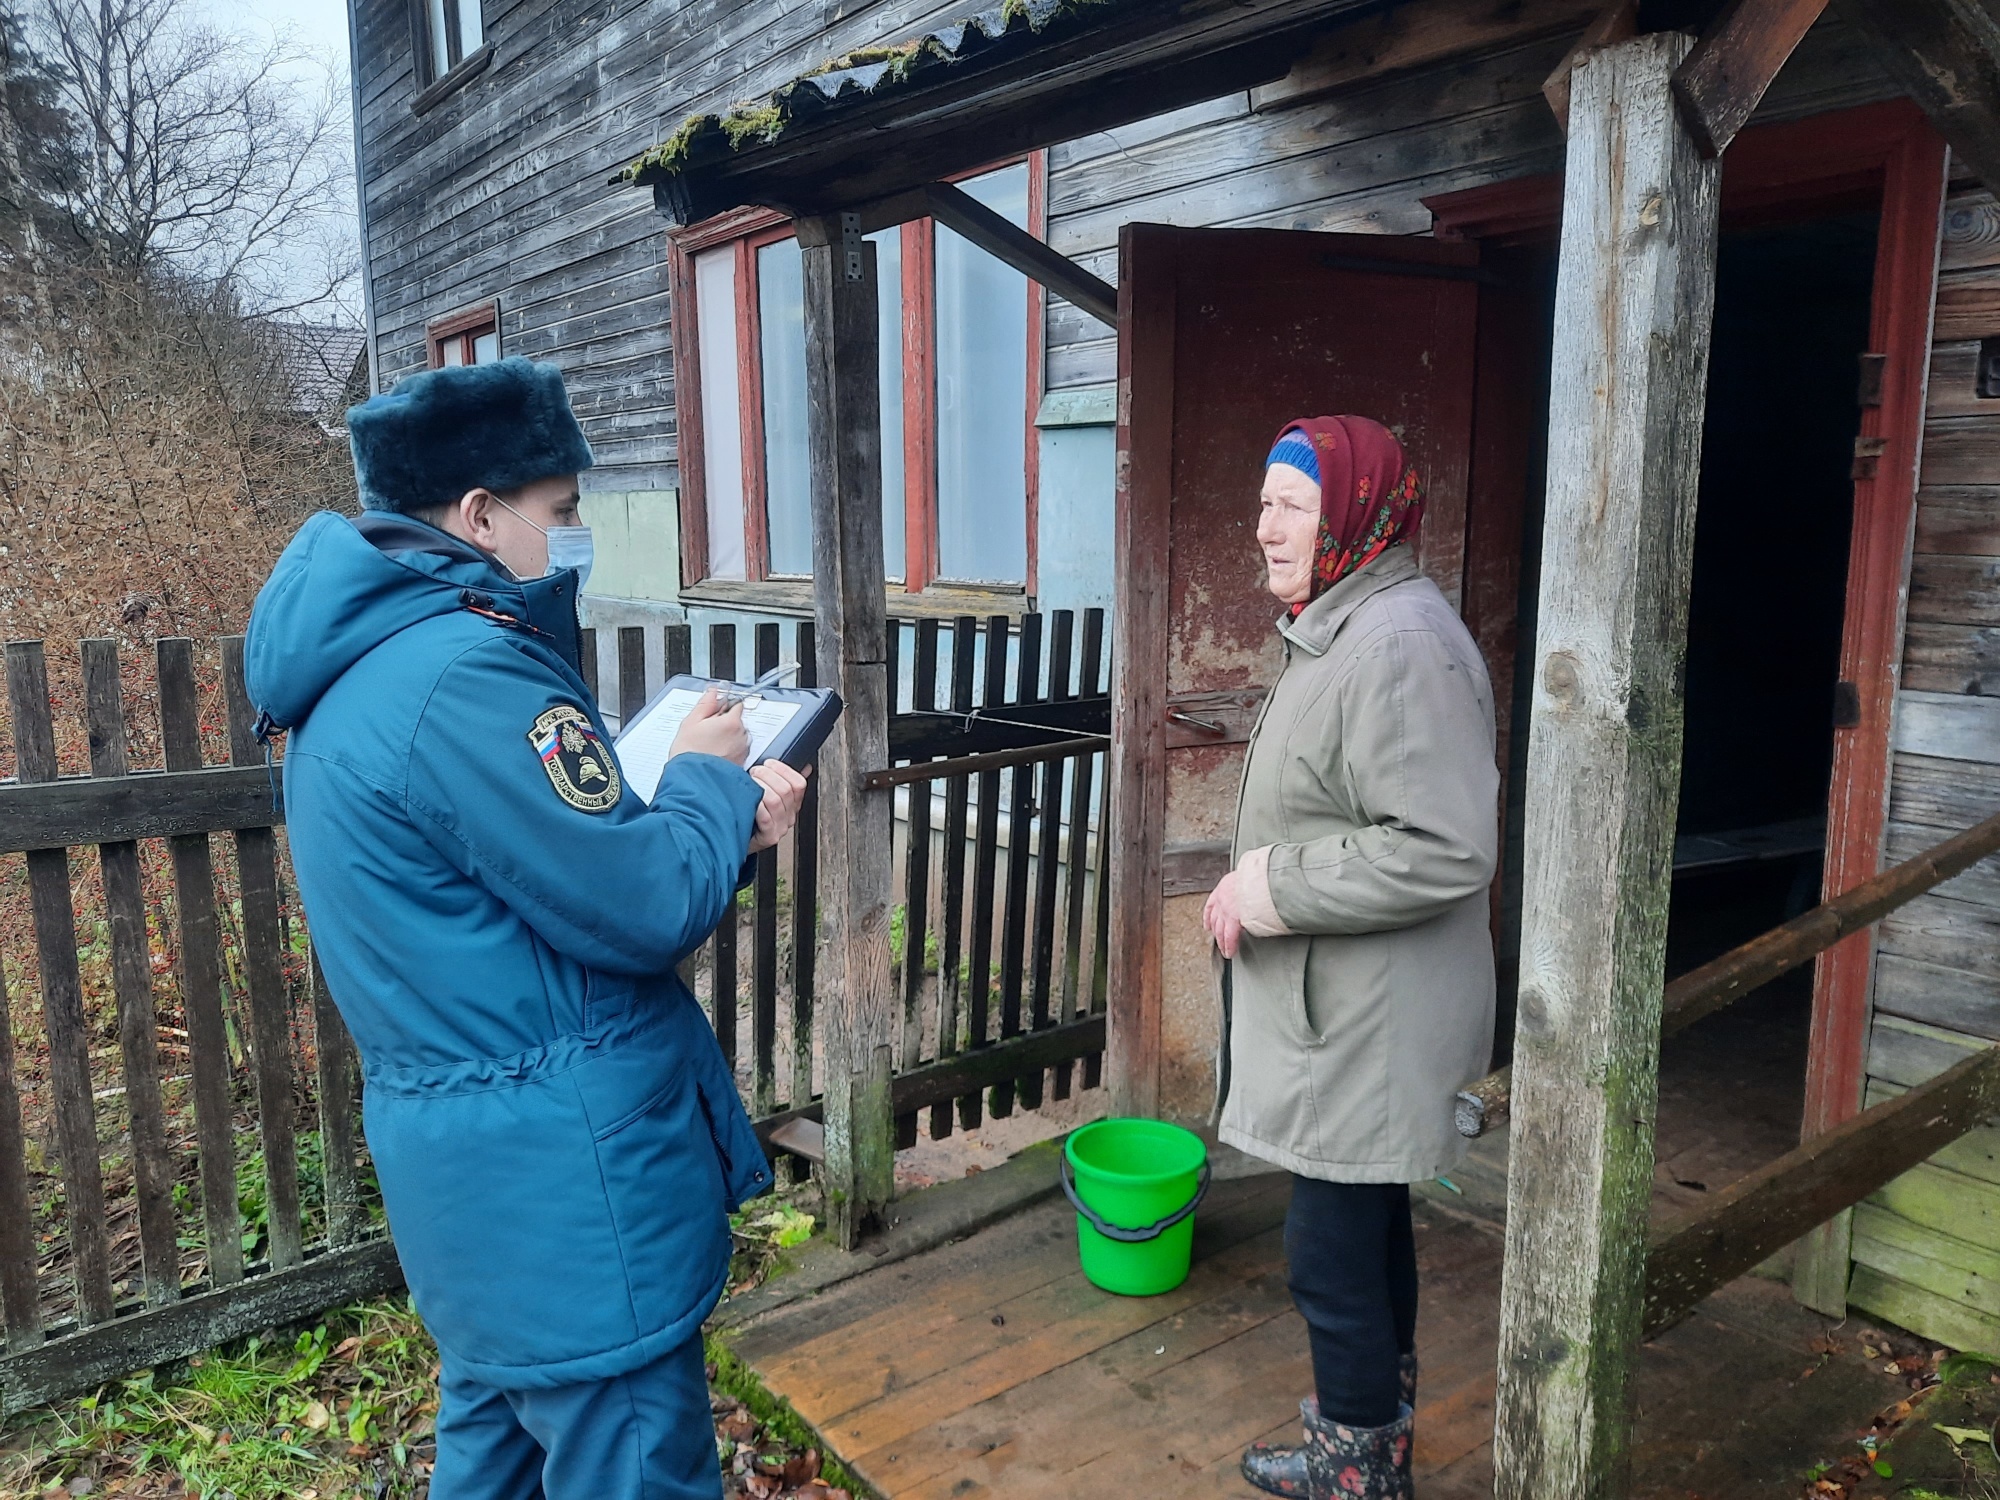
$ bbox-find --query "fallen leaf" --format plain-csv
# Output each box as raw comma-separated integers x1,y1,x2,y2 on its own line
781,1449,820,1486
302,1401,330,1432
1934,1424,1989,1446
333,1337,362,1359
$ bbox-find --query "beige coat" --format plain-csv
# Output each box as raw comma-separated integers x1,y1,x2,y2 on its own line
1217,544,1499,1183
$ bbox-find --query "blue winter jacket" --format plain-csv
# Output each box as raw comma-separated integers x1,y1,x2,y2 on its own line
245,510,770,1390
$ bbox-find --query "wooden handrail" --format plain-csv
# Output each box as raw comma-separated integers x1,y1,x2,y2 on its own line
1643,1042,2000,1334
1457,809,2000,1137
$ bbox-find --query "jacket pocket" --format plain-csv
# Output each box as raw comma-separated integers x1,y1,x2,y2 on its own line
1238,932,1317,1050
363,1070,638,1373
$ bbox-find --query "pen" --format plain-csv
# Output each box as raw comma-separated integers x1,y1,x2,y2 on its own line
717,661,799,706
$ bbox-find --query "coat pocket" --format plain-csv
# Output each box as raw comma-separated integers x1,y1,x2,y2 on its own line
363,1070,638,1372
1237,932,1318,1050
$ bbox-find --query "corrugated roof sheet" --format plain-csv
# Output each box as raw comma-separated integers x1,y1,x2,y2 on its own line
617,0,1120,193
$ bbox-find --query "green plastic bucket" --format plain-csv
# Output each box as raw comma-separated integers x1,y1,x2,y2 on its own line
1062,1118,1211,1296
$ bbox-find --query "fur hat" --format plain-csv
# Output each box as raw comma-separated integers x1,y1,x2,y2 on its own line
346,357,595,513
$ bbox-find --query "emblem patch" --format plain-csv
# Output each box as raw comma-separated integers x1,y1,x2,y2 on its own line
527,705,622,813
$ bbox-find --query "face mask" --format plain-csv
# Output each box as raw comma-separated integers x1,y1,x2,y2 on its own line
496,497,594,592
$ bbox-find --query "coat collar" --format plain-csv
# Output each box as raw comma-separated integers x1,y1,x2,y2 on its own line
1276,544,1421,657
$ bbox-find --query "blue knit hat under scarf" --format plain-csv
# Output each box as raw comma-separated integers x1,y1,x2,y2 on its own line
1266,432,1321,485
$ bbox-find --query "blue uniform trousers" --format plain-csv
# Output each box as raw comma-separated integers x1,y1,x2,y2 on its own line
428,1336,721,1500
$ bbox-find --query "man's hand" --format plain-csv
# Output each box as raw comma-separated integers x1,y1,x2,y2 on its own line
747,761,810,854
668,687,749,765
1203,871,1245,959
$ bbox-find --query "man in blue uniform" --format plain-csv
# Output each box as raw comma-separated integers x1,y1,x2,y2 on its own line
245,357,806,1499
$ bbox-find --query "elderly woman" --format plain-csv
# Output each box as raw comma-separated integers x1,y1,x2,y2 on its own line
1202,416,1499,1500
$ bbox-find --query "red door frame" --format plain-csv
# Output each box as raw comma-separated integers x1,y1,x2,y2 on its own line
1429,100,1948,1183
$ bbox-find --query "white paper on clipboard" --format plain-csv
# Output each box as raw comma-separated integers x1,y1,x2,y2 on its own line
614,687,801,804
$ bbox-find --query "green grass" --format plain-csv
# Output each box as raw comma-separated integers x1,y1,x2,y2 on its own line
1,1298,439,1498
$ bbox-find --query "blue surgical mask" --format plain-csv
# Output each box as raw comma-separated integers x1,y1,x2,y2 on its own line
496,497,594,593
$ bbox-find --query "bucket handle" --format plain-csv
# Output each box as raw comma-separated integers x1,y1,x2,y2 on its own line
1060,1155,1213,1244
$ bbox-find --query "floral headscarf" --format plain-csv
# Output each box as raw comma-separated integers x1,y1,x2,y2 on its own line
1266,415,1424,614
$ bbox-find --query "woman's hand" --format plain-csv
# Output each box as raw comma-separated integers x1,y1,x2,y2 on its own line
747,761,811,854
1204,872,1246,959
668,687,749,765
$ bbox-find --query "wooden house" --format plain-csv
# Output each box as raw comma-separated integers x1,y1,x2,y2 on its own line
347,0,2000,1482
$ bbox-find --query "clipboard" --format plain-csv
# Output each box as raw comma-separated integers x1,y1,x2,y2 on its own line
614,673,842,804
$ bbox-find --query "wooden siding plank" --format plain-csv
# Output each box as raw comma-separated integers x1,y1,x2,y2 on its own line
1894,688,2000,762
1943,189,2000,270
1878,891,2000,983
1872,953,2000,1043
1914,487,2000,554
1890,751,2000,828
1904,621,2000,696
1884,820,2000,907
1850,1261,2000,1357
1853,1202,2000,1321
1909,551,2000,627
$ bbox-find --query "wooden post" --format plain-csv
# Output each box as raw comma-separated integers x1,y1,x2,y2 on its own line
799,211,896,1247
1493,33,1722,1500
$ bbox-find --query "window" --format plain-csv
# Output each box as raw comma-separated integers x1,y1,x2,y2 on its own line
670,157,1045,596
411,0,489,111
427,301,499,368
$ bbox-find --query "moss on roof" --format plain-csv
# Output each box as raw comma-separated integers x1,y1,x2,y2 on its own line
615,0,1121,188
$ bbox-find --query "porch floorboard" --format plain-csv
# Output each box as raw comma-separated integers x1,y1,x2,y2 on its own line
731,1170,1920,1498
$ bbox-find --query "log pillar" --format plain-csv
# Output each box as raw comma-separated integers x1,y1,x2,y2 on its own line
799,212,897,1247
1493,33,1721,1499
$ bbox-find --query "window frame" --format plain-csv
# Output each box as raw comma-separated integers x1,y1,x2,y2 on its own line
409,0,491,115
426,299,499,368
668,153,1046,602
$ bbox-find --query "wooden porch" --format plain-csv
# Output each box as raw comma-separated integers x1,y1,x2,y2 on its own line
727,1167,1916,1500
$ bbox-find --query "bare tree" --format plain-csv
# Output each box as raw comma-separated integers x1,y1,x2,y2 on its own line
22,0,354,310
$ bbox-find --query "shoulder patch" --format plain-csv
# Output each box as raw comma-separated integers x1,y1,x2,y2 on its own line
527,705,622,813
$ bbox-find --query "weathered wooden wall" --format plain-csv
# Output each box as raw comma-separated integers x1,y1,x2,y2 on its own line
351,0,996,492
1042,12,1897,397
1849,186,2000,1353
351,0,1895,498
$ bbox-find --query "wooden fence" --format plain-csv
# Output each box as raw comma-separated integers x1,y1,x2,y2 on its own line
0,611,1111,1414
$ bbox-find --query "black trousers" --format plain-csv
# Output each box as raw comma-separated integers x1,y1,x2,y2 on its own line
1284,1176,1418,1429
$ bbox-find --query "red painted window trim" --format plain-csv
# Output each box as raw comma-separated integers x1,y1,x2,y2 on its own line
667,155,1047,595
1430,99,1948,1156
426,298,499,368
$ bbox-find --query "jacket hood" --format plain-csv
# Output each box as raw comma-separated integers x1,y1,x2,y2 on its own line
246,511,582,731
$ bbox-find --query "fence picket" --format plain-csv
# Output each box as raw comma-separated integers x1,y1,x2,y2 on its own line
752,623,781,1117
1023,612,1073,1112
932,617,977,1140
961,616,1010,1131
896,621,939,1150
992,614,1042,1119
221,638,303,1273
1056,610,1107,1101
157,640,244,1288
311,950,363,1248
81,641,180,1306
580,626,599,705
6,641,115,1326
617,625,646,727
791,622,818,1114
0,953,41,1349
709,625,739,1075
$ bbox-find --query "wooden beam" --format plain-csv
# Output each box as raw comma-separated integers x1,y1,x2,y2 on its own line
922,182,1118,328
1456,809,2000,1137
1494,33,1722,1500
1253,0,1604,112
1832,0,2000,192
1542,0,1637,134
801,214,897,1249
1643,1045,2000,1335
1673,0,1830,156
0,765,281,852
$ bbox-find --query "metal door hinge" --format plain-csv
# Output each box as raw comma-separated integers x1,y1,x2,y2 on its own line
1833,680,1861,729
1852,435,1887,480
1857,352,1885,408
841,211,864,281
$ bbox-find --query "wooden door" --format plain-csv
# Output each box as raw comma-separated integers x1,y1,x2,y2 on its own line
1108,223,1482,1118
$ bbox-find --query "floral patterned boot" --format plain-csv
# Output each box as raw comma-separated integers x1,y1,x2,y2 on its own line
1241,1357,1418,1498
1300,1397,1414,1500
